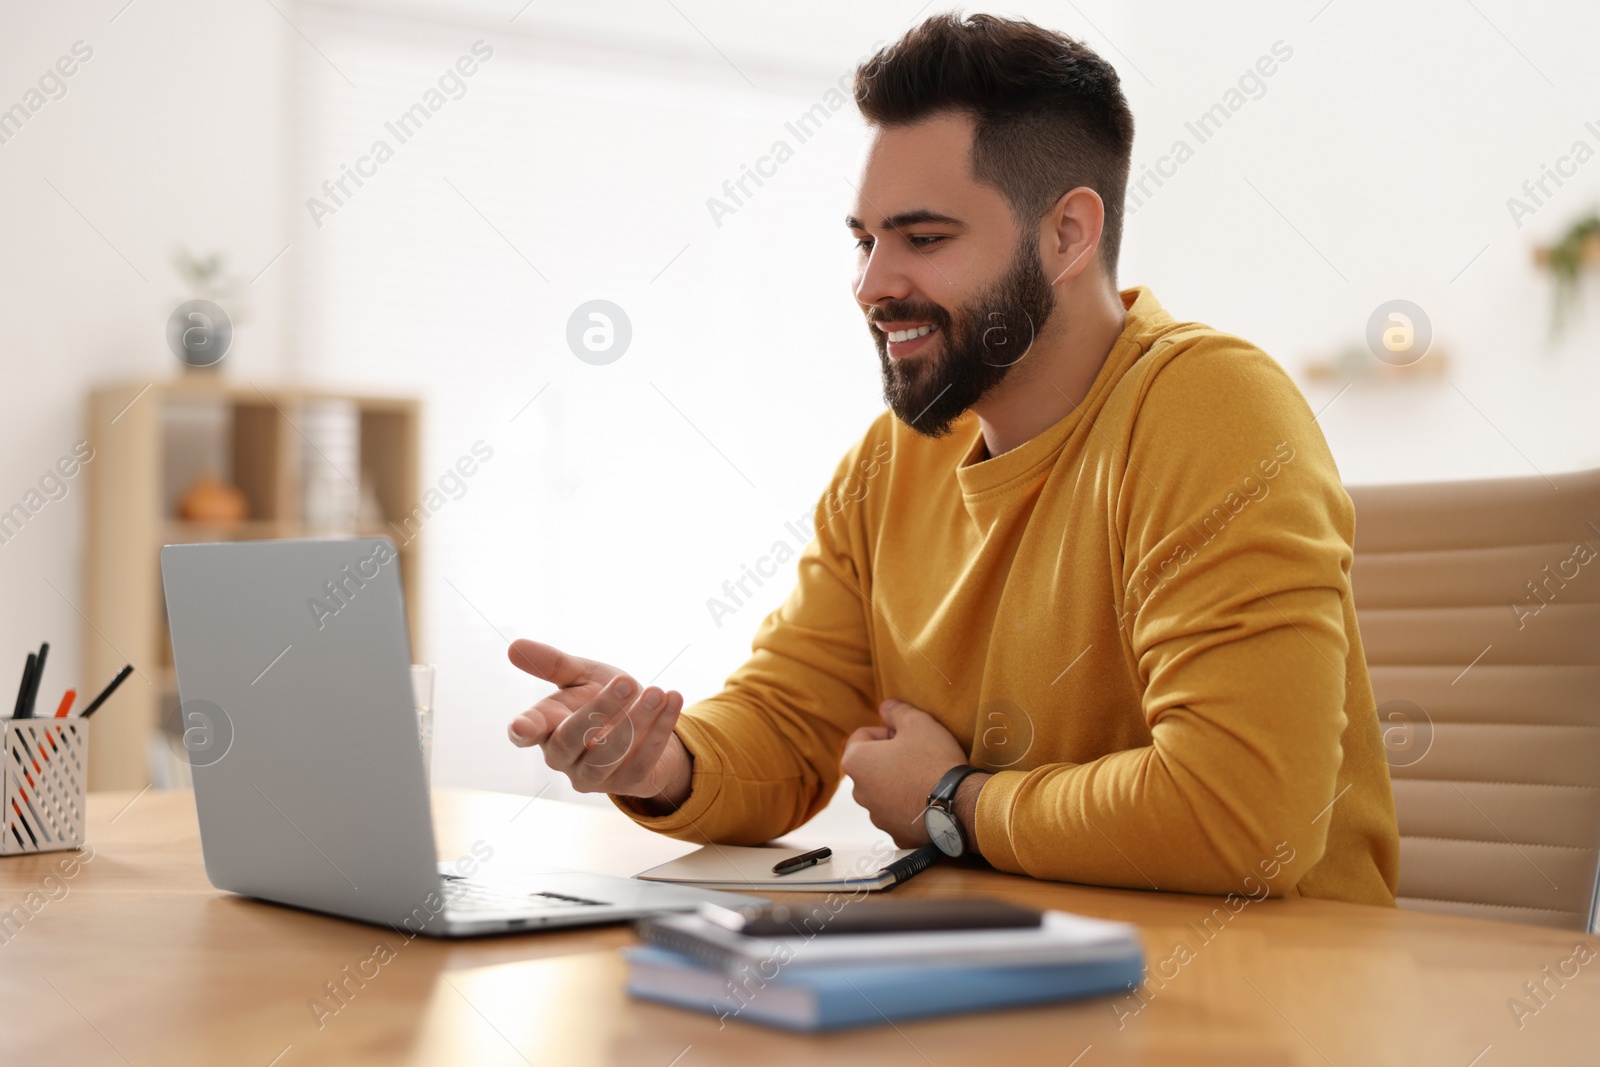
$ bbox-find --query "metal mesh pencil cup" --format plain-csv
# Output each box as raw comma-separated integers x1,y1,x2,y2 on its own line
2,719,88,855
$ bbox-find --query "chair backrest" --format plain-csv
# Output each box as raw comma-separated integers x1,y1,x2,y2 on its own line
1348,469,1600,931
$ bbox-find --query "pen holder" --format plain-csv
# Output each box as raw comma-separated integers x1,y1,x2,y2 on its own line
2,719,88,856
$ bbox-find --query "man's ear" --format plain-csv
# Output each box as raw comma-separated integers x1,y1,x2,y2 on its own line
1043,185,1105,287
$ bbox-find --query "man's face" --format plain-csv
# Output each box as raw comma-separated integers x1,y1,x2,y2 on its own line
848,112,1056,437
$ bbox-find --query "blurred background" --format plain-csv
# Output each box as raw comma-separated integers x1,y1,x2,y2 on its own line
3,0,1598,832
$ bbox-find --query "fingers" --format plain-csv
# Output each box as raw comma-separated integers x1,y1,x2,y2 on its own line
508,717,540,748
508,654,687,795
546,683,683,794
508,639,598,686
840,726,887,780
607,691,684,787
544,675,639,766
574,686,667,772
878,699,926,730
845,725,891,749
507,710,554,748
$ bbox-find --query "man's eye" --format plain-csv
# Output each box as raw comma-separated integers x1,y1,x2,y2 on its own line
909,235,945,248
854,237,874,252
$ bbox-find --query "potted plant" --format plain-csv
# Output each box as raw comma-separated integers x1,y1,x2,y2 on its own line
1537,210,1600,339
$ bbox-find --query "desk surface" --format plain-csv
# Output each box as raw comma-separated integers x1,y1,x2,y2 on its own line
2,789,1595,1066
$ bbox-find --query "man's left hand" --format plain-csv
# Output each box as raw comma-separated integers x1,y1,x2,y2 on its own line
841,699,974,848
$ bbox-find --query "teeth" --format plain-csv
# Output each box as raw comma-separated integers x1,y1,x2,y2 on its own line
886,325,934,343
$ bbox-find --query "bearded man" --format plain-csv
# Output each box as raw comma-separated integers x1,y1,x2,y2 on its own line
507,13,1400,907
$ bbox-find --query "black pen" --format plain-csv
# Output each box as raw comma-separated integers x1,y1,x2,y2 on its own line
772,846,832,876
80,664,133,719
12,652,36,719
21,642,49,719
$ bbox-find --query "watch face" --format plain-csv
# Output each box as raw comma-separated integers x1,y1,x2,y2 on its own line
925,807,963,858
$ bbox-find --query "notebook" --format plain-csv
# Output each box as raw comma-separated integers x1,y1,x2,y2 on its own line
635,843,935,892
625,944,1146,1032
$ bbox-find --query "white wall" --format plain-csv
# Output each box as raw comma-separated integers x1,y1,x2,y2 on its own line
0,1,292,728
1119,0,1600,484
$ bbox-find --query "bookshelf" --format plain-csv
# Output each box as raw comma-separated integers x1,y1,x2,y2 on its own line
82,378,422,790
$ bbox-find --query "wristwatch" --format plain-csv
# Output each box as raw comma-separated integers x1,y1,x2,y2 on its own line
923,765,983,858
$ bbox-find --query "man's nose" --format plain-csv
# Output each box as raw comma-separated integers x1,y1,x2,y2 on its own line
854,244,916,309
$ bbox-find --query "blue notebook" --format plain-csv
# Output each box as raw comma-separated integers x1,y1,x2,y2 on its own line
625,944,1144,1032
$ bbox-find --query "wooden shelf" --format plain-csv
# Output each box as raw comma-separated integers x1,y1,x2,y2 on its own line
84,378,423,790
161,520,413,543
162,518,300,542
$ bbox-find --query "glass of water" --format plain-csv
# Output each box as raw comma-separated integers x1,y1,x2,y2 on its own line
411,663,436,783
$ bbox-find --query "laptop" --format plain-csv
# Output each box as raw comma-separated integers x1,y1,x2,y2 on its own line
159,537,763,937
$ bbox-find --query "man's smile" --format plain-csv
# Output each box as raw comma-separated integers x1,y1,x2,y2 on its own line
876,321,940,359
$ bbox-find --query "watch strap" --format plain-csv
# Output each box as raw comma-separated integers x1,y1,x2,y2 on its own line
930,764,982,806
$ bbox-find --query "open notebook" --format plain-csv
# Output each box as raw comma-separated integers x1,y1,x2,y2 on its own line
635,843,935,892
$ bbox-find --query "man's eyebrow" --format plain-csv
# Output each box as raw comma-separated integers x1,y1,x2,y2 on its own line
844,209,965,231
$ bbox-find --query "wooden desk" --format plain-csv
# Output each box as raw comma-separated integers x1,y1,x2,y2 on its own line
2,790,1595,1066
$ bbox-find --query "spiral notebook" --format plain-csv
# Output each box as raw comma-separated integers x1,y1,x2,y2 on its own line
635,843,938,892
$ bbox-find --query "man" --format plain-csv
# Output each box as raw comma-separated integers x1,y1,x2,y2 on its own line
508,14,1399,906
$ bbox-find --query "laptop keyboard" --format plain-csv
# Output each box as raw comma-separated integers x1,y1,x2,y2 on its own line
440,874,609,915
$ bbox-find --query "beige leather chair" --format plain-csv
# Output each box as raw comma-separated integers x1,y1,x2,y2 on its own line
1349,469,1600,930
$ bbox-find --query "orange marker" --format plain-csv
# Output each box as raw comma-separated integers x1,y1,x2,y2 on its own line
54,689,76,718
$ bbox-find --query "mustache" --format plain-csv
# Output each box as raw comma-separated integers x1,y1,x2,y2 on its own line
869,300,952,332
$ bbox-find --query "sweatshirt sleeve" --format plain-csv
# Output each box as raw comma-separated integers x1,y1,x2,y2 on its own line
973,340,1355,896
611,433,888,844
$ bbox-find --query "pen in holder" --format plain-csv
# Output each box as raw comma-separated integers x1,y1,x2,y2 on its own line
2,718,88,856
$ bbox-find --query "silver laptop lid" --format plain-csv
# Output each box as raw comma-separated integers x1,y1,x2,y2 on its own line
160,538,446,932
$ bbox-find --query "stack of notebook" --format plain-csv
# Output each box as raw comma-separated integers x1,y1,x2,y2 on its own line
625,900,1144,1032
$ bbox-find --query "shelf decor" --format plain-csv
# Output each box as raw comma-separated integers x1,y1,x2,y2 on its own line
84,378,421,790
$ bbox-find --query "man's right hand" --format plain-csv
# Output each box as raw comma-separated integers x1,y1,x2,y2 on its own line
505,639,693,810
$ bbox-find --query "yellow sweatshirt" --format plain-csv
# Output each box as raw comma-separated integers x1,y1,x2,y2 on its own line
621,286,1400,907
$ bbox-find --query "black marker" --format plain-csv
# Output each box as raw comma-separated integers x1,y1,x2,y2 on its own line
20,642,49,718
772,846,833,876
12,653,35,719
80,664,133,719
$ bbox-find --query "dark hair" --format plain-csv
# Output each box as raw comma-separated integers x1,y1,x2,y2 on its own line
854,13,1135,278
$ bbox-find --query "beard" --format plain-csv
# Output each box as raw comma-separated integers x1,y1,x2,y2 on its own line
873,240,1057,438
